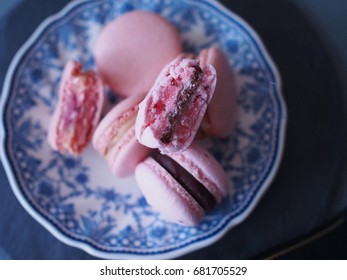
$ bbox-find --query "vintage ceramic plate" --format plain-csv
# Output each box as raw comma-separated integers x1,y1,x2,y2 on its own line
0,0,286,259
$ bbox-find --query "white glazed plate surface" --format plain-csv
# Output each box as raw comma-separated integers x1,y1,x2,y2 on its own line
0,0,286,259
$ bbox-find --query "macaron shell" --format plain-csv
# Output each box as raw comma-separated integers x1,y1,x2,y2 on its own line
199,47,238,138
92,93,146,156
169,142,230,202
135,157,205,226
48,61,104,155
92,93,150,177
107,126,150,177
48,61,77,151
93,10,182,97
135,58,217,154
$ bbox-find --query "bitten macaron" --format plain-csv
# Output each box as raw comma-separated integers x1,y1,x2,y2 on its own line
135,58,217,154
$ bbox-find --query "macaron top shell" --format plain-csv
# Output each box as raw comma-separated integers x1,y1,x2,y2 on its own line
93,10,182,97
199,47,238,138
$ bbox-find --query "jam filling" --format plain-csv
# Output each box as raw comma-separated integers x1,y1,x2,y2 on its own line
152,151,216,212
160,65,203,144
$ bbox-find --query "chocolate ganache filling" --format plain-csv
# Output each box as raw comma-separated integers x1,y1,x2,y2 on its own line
152,151,216,212
160,65,203,144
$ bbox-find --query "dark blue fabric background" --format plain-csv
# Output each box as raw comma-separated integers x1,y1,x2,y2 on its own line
1,0,346,259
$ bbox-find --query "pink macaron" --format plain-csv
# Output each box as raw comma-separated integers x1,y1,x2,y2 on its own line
92,93,150,177
199,47,238,138
135,58,217,154
93,10,182,97
47,60,104,155
135,142,230,226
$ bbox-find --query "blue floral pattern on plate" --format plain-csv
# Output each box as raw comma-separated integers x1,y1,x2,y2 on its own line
0,0,286,259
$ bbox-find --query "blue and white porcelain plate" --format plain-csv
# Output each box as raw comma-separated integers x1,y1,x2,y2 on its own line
0,0,286,259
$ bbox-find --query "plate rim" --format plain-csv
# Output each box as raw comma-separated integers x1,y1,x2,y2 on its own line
0,0,287,259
